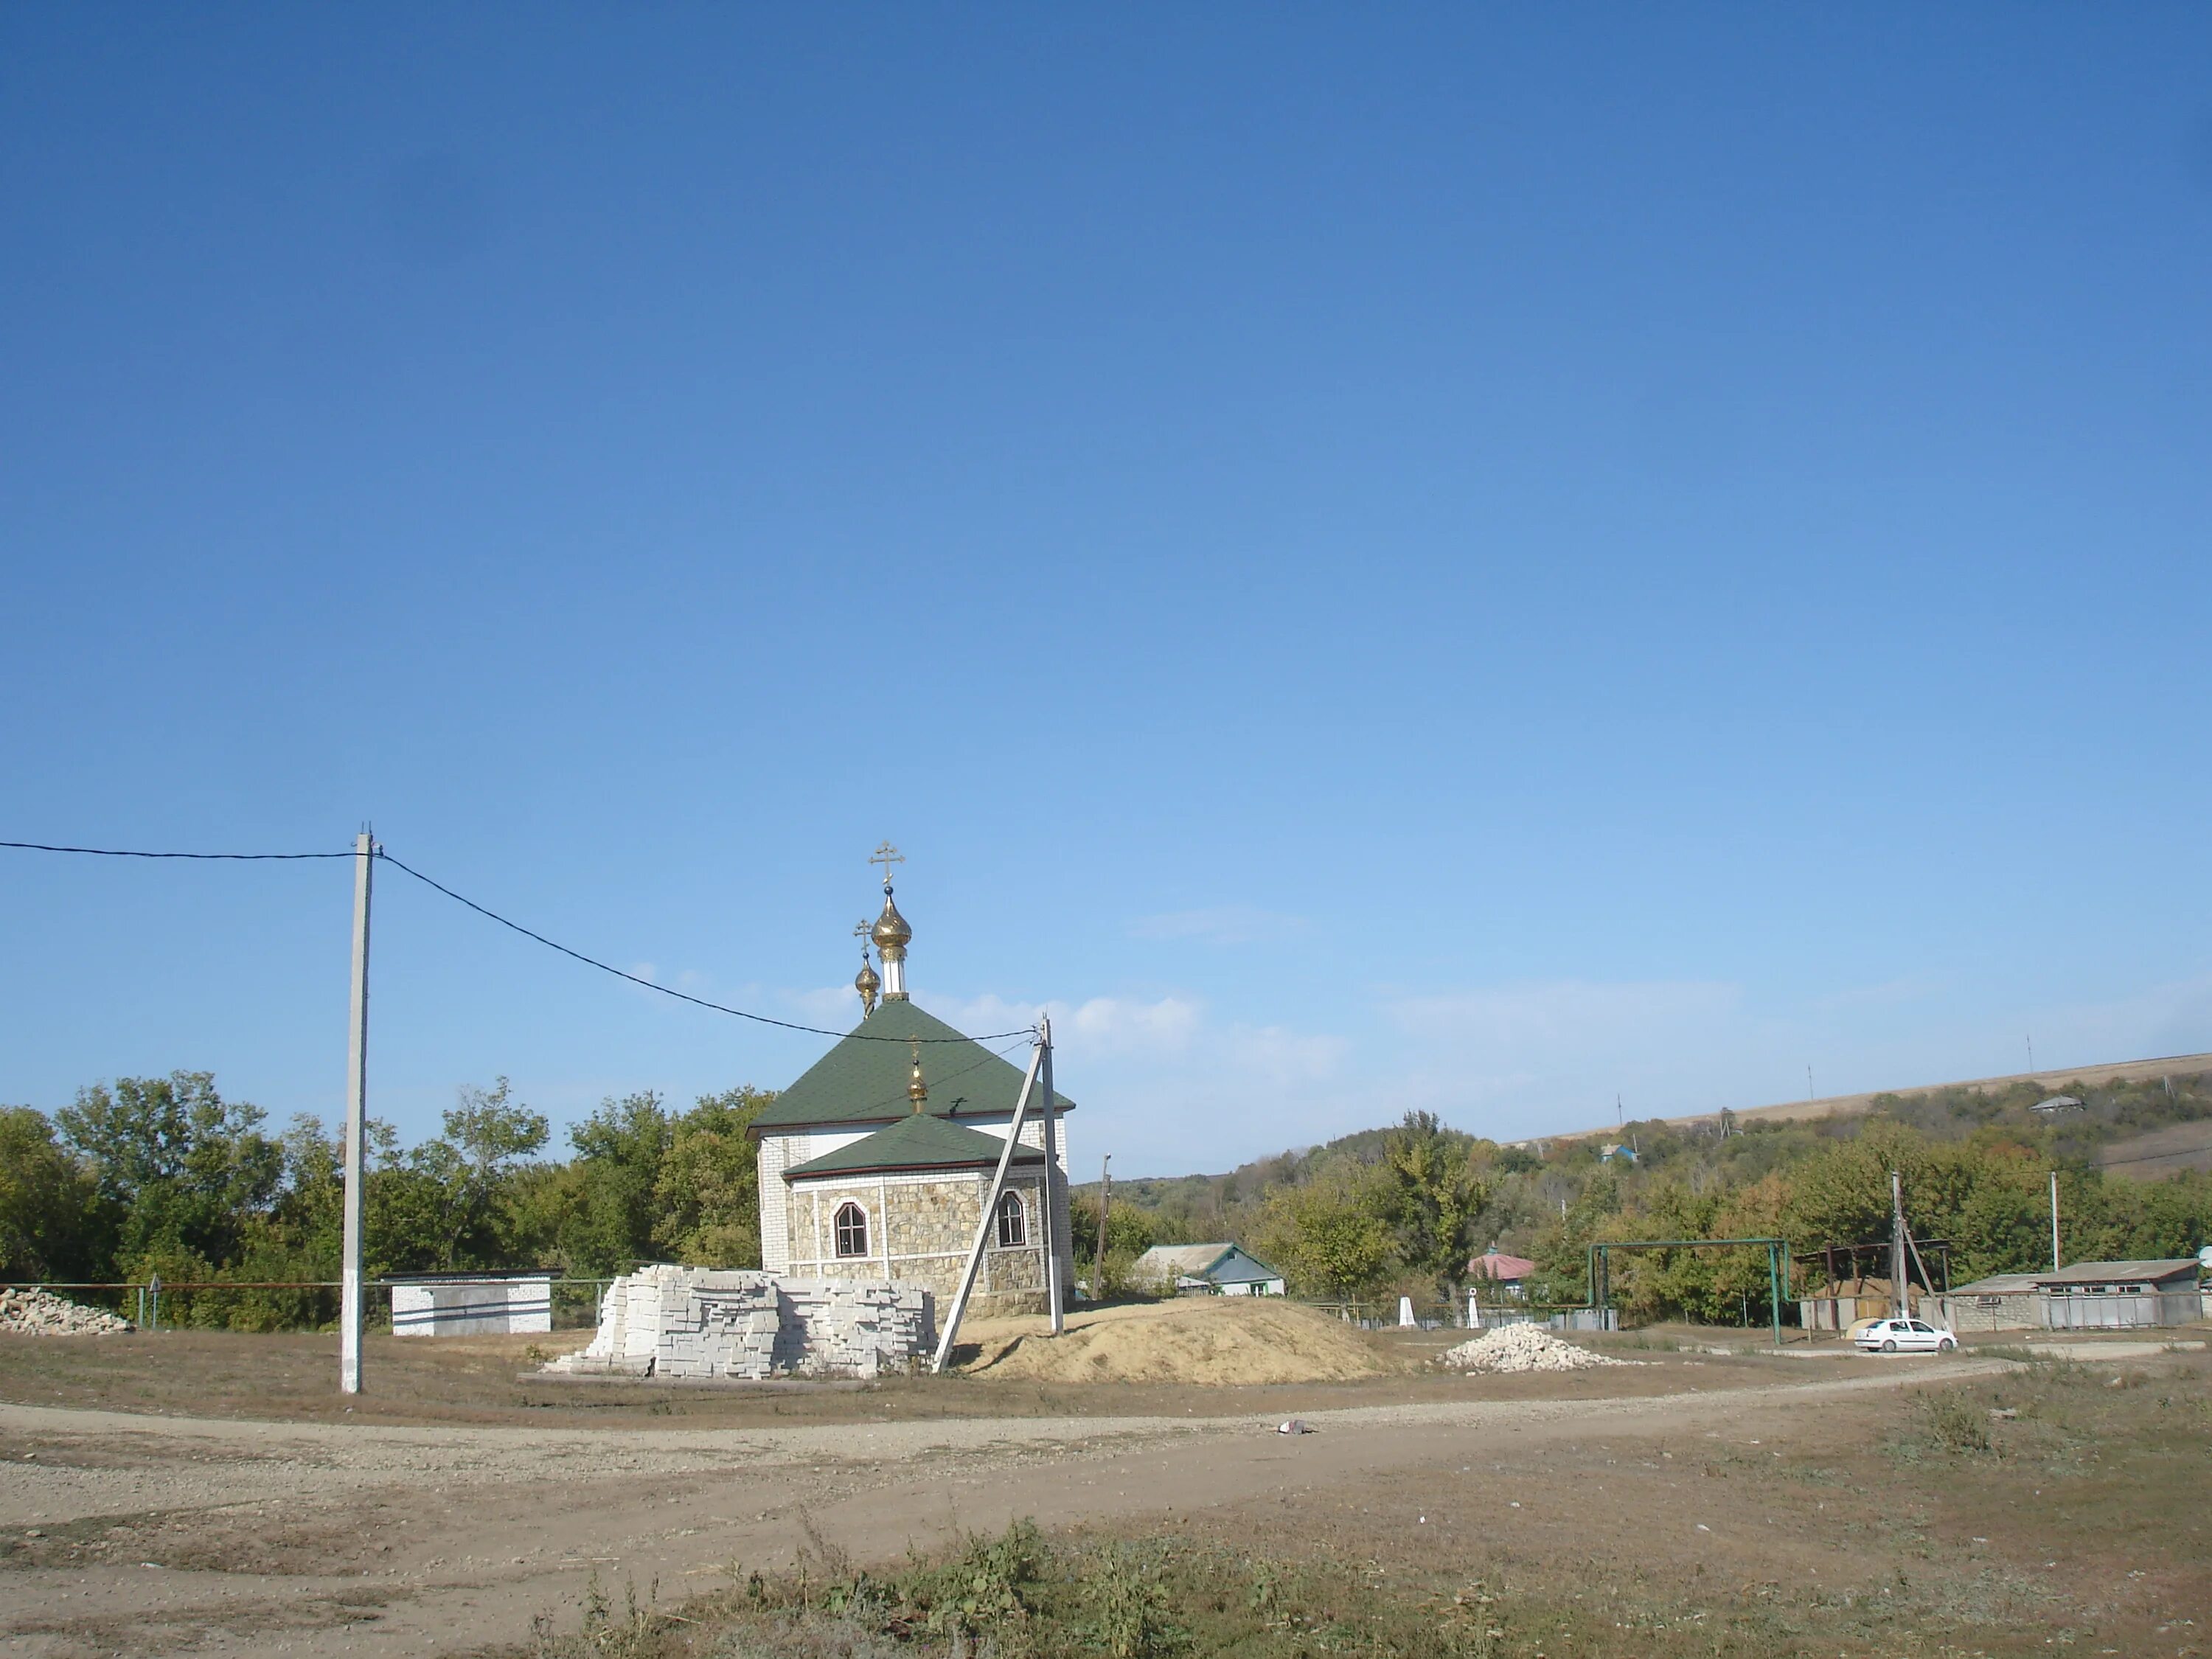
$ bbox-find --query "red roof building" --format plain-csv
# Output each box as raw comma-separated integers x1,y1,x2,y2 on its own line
1468,1250,1536,1284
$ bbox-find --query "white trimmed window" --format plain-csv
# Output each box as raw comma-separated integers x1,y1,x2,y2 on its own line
995,1189,1027,1248
833,1200,869,1258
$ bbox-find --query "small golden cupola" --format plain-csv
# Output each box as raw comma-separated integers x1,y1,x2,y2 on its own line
868,841,912,1001
906,1040,928,1112
852,931,880,1018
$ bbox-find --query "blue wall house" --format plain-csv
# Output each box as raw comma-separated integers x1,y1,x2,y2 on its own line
1130,1242,1287,1297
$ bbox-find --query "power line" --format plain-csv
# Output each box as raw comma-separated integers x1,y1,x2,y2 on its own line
1,840,350,860
2097,1141,2212,1169
3,834,1041,1047
843,1034,1040,1119
375,849,1035,1044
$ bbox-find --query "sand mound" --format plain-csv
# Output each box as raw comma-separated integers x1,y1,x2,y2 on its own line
1436,1324,1632,1374
0,1287,133,1336
959,1297,1394,1385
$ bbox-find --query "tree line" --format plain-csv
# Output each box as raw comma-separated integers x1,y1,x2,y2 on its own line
1091,1072,2212,1321
7,1065,2208,1331
0,1071,773,1328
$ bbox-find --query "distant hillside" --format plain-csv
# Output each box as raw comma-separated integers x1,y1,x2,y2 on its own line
1082,1056,2212,1259
1515,1051,2212,1149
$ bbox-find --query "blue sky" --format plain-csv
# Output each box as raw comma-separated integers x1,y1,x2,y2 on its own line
3,7,2208,1176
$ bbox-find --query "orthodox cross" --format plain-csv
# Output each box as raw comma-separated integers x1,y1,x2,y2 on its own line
869,841,905,888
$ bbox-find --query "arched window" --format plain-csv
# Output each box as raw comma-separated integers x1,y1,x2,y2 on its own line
995,1189,1027,1248
833,1200,869,1259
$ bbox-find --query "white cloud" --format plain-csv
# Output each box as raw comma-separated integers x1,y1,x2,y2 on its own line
1385,978,1743,1053
1220,1023,1351,1089
784,983,867,1026
937,992,1204,1060
1371,978,1787,1142
1129,905,1310,946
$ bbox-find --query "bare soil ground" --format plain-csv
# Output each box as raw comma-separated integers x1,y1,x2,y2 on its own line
955,1296,1395,1384
0,1323,1759,1430
1,1324,2203,1658
2098,1119,2212,1178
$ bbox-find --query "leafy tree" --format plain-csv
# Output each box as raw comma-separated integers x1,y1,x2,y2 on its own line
1070,1192,1160,1295
556,1091,674,1274
55,1072,282,1273
371,1079,550,1274
0,1107,104,1280
1377,1111,1493,1292
652,1086,774,1267
1253,1173,1391,1299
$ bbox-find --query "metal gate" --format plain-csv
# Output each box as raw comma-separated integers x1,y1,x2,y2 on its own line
2041,1290,2197,1329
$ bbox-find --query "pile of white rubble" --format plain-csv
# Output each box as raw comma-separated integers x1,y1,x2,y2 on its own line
1436,1324,1632,1374
0,1287,133,1337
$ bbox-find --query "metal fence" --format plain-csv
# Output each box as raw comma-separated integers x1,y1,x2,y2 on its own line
1,1278,616,1333
1298,1298,1614,1332
2041,1290,2202,1330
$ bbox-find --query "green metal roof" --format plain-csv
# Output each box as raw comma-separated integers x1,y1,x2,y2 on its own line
749,999,1073,1135
782,1110,1046,1180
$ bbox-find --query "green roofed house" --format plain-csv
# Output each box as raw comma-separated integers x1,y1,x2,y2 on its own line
749,856,1075,1318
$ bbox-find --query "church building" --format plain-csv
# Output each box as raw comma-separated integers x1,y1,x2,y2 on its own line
748,849,1074,1318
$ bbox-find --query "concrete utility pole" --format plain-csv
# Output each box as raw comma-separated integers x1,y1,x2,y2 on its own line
931,1041,1043,1373
1889,1170,1910,1318
341,830,374,1395
1094,1154,1111,1299
1039,1016,1064,1336
2049,1170,2062,1272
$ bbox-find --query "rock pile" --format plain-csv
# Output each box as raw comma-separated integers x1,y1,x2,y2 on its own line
1436,1324,1631,1374
0,1287,133,1337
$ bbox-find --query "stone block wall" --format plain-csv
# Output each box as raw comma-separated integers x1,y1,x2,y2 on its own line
756,1110,1072,1286
543,1266,934,1380
785,1172,1049,1317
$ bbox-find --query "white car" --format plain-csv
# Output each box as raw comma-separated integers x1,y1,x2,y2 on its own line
1854,1316,1958,1354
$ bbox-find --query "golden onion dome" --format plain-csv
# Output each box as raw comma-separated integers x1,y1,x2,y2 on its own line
872,891,912,952
854,956,880,996
906,1041,928,1109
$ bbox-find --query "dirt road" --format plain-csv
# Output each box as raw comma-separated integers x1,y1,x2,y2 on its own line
0,1359,2004,1658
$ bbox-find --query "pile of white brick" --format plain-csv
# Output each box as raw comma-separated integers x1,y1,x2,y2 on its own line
0,1287,133,1336
542,1265,934,1381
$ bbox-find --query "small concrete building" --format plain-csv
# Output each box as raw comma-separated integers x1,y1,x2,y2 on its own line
1934,1259,2203,1332
1928,1271,2043,1333
1130,1242,1286,1296
389,1272,553,1337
